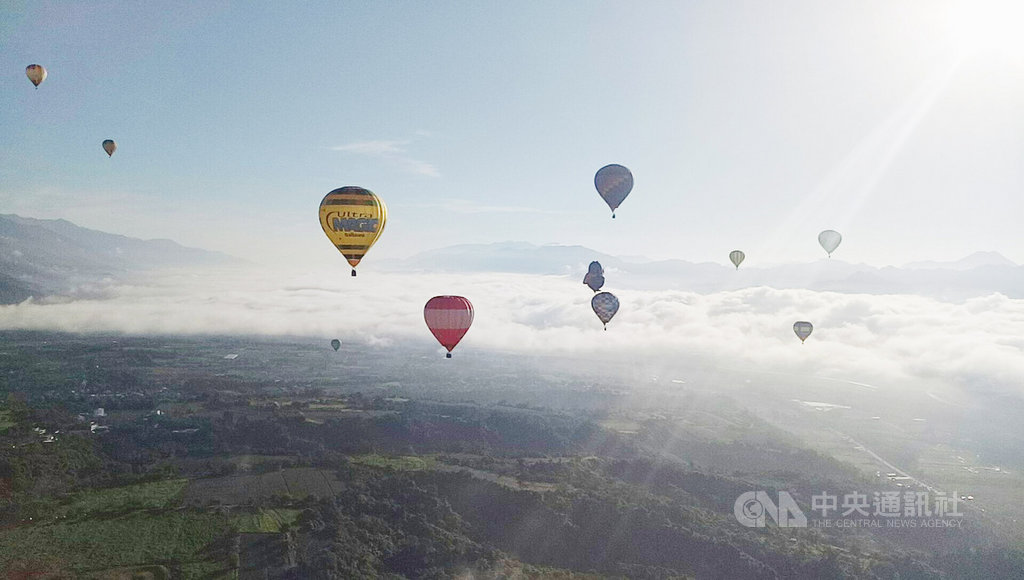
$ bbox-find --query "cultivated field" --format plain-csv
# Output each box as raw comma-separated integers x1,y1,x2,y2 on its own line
0,512,232,578
181,467,341,506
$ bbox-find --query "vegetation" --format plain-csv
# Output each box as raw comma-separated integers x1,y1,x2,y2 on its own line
234,508,302,533
350,453,437,471
0,332,1022,578
0,512,233,577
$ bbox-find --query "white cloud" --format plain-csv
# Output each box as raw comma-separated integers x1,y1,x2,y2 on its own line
2,268,1024,401
330,140,410,156
330,137,440,178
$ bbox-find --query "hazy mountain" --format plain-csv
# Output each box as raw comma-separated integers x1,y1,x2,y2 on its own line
380,241,626,275
903,251,1018,271
383,241,1024,298
0,214,242,303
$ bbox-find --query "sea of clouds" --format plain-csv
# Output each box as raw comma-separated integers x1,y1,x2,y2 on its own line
2,267,1023,397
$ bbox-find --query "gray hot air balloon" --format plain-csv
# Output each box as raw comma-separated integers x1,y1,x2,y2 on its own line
818,230,842,257
102,139,117,157
729,250,745,270
793,321,813,343
591,292,619,330
330,339,341,351
583,261,605,292
594,164,633,219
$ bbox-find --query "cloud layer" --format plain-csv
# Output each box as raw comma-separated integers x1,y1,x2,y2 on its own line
2,267,1023,399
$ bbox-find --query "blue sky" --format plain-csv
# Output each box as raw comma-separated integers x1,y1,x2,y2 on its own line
2,0,1023,268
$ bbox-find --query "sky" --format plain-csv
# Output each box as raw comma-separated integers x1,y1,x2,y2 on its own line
3,0,1024,269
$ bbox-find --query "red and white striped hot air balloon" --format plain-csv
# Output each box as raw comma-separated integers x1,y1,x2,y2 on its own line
424,296,474,358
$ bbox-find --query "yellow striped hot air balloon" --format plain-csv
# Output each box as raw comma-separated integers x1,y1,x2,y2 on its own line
318,186,387,276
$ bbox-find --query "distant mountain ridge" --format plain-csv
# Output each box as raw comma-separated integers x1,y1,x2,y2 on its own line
0,214,242,304
381,241,1024,299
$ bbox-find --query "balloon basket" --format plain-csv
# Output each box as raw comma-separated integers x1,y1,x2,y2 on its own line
446,353,452,359
351,269,357,277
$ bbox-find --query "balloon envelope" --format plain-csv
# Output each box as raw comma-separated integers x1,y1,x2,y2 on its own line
102,140,116,157
591,292,619,329
594,164,633,217
729,250,745,269
793,321,813,343
583,261,605,292
583,273,605,292
330,339,341,351
318,187,388,276
818,230,842,256
424,296,474,357
26,64,46,87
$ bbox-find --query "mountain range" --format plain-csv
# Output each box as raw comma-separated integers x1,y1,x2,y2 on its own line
0,214,240,304
2,215,1021,304
380,242,1024,299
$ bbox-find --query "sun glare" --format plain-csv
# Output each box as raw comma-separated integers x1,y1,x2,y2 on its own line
947,0,1024,57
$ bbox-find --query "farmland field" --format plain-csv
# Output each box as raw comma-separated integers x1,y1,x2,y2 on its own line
350,453,437,471
0,512,232,578
234,508,302,533
57,479,189,518
181,467,341,506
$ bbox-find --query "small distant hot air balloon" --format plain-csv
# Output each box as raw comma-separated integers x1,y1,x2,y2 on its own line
729,250,745,270
591,292,619,330
594,164,633,218
424,296,474,358
330,339,341,351
26,64,46,88
583,261,605,292
818,230,842,257
793,321,813,343
318,187,388,276
102,140,117,157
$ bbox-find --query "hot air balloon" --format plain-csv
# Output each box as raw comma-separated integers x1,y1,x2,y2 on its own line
318,187,387,276
424,296,474,358
818,230,842,257
591,292,619,330
594,164,633,218
102,140,116,157
793,321,813,343
330,339,341,351
729,250,745,270
583,261,605,292
26,64,46,88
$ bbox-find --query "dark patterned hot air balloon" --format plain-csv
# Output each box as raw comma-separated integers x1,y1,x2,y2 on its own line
591,292,619,330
